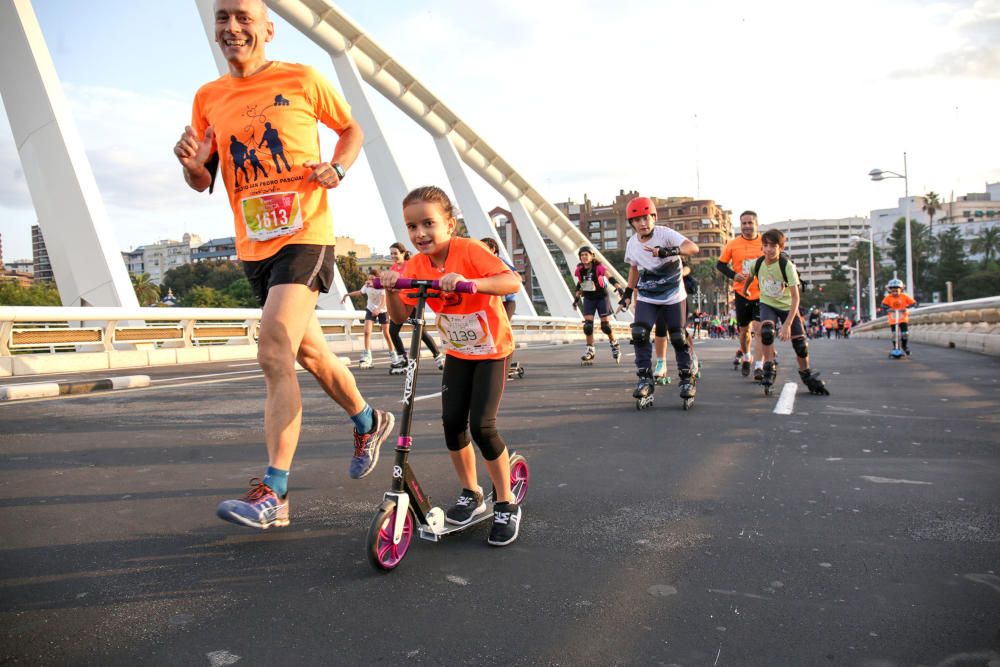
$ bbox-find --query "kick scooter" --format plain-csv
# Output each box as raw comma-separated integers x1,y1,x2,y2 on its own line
365,278,530,572
889,309,906,359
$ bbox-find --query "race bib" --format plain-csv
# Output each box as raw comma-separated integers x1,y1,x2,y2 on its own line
741,259,755,275
437,311,497,356
580,280,596,292
241,192,304,241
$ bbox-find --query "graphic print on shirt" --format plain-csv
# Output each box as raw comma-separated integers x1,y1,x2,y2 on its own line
228,94,304,242
637,261,682,300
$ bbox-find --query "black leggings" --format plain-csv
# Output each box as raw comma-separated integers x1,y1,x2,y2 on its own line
441,355,509,461
389,308,440,357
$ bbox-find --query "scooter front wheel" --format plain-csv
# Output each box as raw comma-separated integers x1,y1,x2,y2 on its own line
367,500,414,572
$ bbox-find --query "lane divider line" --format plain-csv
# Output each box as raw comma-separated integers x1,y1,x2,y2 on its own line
773,382,798,415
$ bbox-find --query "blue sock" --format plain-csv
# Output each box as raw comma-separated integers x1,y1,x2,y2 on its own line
350,404,375,435
263,466,289,498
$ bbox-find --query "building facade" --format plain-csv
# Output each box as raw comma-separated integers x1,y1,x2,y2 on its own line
120,233,202,285
192,237,238,262
933,183,1000,262
761,217,870,286
556,190,733,263
31,225,54,282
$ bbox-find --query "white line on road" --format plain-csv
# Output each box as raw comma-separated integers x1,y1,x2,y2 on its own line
151,369,263,383
402,391,442,403
773,382,798,415
860,475,933,485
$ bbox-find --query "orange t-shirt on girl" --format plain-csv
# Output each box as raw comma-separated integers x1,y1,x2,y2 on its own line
399,237,514,361
191,62,353,261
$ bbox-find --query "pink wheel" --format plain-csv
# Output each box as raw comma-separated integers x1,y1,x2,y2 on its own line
367,501,413,571
509,454,530,505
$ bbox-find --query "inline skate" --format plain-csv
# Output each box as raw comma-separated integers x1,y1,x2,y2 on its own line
633,368,654,410
678,368,697,410
798,368,830,395
581,345,596,366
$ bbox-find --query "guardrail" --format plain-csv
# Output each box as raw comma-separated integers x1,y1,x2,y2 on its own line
0,306,630,377
852,296,1000,356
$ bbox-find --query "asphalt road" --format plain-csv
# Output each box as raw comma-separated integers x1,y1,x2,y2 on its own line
1,337,999,666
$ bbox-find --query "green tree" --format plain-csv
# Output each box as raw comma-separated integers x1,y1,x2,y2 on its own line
162,260,245,299
922,191,941,236
971,227,1000,267
223,277,258,308
130,272,161,306
335,251,368,294
931,228,971,296
845,242,883,300
599,249,630,278
886,217,933,297
820,265,852,310
179,286,238,308
954,269,1000,300
0,281,62,306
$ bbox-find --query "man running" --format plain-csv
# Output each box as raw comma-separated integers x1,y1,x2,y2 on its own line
717,210,764,380
174,0,394,530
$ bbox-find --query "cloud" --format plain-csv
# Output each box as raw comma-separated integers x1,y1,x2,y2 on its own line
891,6,1000,79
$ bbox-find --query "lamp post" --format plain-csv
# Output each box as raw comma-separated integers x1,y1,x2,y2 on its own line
849,231,877,321
869,152,913,298
841,262,861,324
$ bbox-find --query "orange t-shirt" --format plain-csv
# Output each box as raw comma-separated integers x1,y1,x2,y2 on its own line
719,235,763,300
399,237,514,361
882,293,916,324
191,62,353,261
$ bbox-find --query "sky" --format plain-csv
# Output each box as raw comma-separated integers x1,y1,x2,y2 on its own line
1,0,998,262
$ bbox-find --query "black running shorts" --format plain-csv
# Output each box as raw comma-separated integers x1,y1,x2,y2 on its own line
734,293,760,328
242,243,336,307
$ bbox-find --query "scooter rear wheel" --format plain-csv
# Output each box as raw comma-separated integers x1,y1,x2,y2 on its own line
509,454,530,504
367,501,413,571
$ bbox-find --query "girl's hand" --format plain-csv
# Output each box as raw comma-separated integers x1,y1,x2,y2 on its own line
439,272,468,292
779,324,792,341
378,270,400,290
340,294,349,304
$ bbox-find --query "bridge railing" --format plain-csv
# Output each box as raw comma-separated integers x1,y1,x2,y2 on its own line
851,296,1000,356
0,306,629,377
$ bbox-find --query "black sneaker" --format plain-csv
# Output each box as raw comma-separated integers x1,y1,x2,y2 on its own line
445,488,486,525
488,501,521,546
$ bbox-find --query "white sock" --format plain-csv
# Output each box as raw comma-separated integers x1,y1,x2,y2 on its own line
755,360,763,369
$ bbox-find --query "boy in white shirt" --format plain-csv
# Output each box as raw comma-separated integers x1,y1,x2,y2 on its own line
618,196,700,403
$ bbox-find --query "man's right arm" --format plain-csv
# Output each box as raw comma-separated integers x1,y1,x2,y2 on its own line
715,260,736,280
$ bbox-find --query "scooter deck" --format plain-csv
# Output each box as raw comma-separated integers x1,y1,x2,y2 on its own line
417,493,496,542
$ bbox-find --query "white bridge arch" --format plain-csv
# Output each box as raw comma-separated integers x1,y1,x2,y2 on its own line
1,0,626,317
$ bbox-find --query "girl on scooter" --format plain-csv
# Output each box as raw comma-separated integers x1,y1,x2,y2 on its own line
381,186,524,546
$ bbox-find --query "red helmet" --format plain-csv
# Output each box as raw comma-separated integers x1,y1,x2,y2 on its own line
626,196,656,221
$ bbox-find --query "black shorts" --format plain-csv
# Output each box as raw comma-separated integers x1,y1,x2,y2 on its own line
759,303,805,337
582,294,612,318
242,244,336,307
734,294,760,327
365,310,388,324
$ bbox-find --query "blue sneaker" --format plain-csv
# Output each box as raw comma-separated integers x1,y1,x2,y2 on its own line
349,409,395,479
216,478,289,529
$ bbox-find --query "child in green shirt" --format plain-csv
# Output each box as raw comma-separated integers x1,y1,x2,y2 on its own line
745,229,829,396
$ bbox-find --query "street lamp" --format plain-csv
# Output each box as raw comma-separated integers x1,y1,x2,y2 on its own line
869,151,914,298
841,262,861,324
849,232,877,321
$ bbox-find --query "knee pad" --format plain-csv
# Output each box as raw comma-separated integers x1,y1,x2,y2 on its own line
630,323,651,346
668,328,688,351
600,321,613,336
582,320,594,336
760,322,776,346
792,336,809,359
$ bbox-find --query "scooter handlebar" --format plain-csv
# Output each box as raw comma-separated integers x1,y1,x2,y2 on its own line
372,277,478,294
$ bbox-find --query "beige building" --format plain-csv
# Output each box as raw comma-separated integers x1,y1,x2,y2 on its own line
557,190,733,263
761,217,870,285
335,236,372,258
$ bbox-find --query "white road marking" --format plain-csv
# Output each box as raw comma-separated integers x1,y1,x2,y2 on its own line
860,475,932,485
152,369,262,383
773,382,798,415
403,391,442,403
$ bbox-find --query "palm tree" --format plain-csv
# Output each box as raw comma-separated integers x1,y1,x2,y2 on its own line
971,227,1000,267
922,191,941,236
130,272,160,306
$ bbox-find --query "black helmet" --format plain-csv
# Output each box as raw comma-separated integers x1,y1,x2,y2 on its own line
578,246,595,257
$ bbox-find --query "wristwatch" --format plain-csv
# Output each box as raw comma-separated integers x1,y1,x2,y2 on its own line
332,162,346,181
